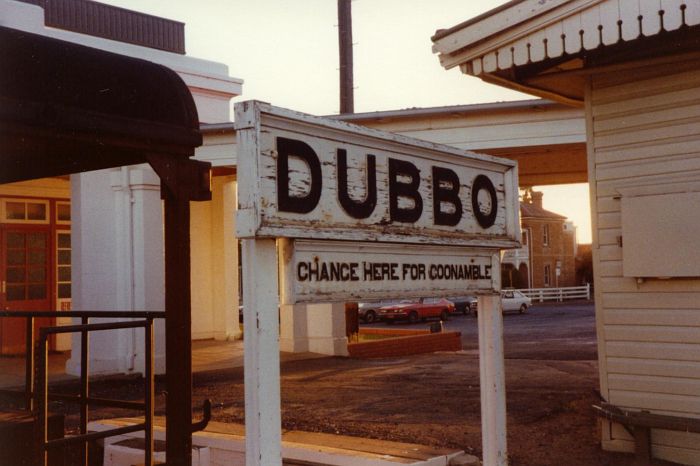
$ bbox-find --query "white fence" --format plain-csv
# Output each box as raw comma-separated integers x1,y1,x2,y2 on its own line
518,284,591,302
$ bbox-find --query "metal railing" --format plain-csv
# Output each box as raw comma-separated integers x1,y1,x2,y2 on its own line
517,284,591,302
0,310,164,466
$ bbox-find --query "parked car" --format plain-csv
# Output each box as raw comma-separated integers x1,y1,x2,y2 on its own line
501,289,531,313
378,297,455,324
448,296,478,315
358,299,403,323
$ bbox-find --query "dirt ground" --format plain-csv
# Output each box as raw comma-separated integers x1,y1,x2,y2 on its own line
1,303,680,466
28,350,674,466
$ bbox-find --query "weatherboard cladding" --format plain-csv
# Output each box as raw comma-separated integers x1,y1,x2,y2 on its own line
590,58,700,464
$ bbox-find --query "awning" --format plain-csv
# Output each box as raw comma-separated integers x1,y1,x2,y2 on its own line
0,25,202,183
432,0,700,103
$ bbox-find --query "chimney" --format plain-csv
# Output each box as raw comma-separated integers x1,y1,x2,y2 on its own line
531,191,544,209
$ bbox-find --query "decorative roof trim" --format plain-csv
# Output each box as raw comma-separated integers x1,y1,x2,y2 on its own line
433,0,700,76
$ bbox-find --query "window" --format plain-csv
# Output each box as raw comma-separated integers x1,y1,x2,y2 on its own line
56,202,71,224
544,264,551,286
1,199,49,224
542,225,550,246
56,232,71,299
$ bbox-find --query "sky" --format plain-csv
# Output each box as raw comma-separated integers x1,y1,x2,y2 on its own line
100,0,592,243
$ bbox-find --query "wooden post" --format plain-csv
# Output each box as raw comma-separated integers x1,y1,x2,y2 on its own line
242,238,282,466
338,0,354,114
163,192,193,466
478,293,508,466
149,154,211,466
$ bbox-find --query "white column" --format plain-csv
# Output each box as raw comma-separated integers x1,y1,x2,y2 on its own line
242,238,282,466
67,166,165,376
279,304,309,352
211,176,241,340
128,167,166,374
306,303,349,356
478,293,508,466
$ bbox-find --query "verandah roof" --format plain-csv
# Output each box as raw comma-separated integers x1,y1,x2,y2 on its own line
0,25,202,183
432,0,700,103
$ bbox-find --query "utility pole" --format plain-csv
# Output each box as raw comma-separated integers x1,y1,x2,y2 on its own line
338,0,354,114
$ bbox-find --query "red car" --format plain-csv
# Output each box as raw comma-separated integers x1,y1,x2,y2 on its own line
378,297,455,324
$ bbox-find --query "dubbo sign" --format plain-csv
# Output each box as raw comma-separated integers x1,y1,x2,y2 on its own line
235,101,520,249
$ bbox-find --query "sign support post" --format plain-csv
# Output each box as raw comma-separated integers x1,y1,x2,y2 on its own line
235,100,521,466
478,293,508,466
242,238,282,466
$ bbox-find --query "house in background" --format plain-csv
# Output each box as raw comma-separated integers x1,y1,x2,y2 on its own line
503,190,576,289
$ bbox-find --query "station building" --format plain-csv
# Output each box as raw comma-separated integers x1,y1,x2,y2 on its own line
432,1,700,463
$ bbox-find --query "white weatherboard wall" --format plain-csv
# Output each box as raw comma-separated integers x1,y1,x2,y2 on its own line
350,104,584,152
588,56,700,465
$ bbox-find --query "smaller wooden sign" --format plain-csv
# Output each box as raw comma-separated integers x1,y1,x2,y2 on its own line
279,239,500,304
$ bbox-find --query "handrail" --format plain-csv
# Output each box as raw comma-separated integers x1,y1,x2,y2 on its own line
33,318,157,466
0,310,162,466
0,310,165,318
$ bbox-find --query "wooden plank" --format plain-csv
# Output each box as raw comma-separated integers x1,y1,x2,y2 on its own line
598,244,621,261
653,428,700,448
594,135,700,166
606,341,700,362
596,153,700,182
600,276,700,293
597,260,622,278
603,292,700,309
604,324,700,344
596,197,620,214
597,228,620,246
604,308,700,326
595,118,700,151
653,444,700,466
618,0,641,41
478,294,508,466
592,60,700,102
608,373,700,397
608,390,700,416
607,357,700,380
596,213,620,230
594,101,700,134
593,86,700,120
242,238,282,466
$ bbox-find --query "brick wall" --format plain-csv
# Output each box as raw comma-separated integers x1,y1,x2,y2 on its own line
347,332,462,359
524,218,576,288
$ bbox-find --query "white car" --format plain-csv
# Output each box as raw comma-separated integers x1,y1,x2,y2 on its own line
500,289,532,313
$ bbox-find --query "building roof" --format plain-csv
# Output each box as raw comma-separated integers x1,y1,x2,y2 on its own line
0,25,201,183
328,98,558,122
16,0,186,53
520,202,566,220
432,0,700,103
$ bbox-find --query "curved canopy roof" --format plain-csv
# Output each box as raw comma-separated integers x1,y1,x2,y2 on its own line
0,25,202,183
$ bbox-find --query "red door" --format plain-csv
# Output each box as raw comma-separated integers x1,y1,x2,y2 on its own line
0,228,53,355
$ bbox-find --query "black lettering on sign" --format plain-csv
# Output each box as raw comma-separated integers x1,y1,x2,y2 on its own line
297,262,308,281
471,174,498,228
432,166,462,226
388,158,423,223
276,137,322,213
336,149,377,219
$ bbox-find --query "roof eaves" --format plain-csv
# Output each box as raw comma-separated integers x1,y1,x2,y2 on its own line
327,98,557,122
